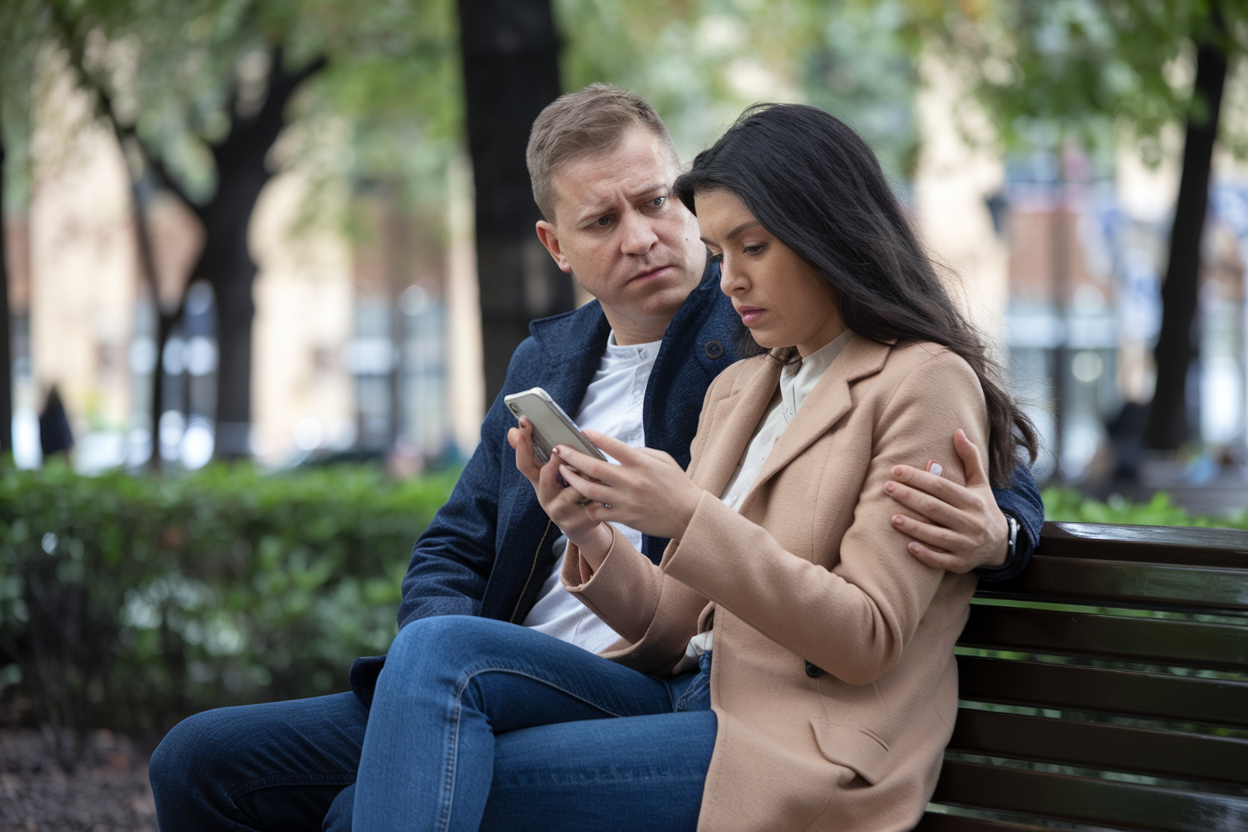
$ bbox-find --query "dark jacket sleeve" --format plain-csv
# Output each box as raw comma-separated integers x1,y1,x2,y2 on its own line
393,341,544,630
978,461,1044,582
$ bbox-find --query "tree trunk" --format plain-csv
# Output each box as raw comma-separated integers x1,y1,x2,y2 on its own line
1143,16,1228,450
458,0,572,407
0,125,12,457
185,48,324,459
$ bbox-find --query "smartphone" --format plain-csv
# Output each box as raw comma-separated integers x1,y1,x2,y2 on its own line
504,387,607,465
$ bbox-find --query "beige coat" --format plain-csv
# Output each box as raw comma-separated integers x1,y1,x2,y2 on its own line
563,335,987,832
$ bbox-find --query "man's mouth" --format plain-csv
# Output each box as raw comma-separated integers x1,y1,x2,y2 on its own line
629,265,671,283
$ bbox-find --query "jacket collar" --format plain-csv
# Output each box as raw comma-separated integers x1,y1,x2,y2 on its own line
692,333,893,504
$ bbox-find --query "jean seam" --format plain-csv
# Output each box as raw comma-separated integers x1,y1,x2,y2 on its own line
225,771,355,805
434,664,639,831
438,696,461,832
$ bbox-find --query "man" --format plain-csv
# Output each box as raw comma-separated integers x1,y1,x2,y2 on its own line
150,84,1042,831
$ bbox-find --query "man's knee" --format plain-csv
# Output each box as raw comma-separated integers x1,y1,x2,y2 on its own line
386,614,495,671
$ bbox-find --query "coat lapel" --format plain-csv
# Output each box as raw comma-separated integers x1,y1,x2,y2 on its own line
690,358,782,499
744,335,892,503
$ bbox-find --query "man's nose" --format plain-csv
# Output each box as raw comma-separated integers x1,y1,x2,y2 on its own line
618,211,658,255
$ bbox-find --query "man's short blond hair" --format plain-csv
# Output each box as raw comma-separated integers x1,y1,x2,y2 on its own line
526,83,679,223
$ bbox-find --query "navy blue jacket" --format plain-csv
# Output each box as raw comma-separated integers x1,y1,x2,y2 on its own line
350,263,1044,702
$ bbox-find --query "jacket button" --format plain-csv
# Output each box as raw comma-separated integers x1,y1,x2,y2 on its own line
805,661,823,678
704,340,724,359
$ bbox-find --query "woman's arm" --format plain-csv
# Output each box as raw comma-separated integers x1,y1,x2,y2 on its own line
563,348,988,685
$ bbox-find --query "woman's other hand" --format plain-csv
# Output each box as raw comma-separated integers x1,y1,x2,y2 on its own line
883,429,1009,572
507,418,614,564
556,430,705,542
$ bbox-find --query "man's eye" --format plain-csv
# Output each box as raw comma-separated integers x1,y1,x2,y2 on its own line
594,216,612,227
651,196,666,208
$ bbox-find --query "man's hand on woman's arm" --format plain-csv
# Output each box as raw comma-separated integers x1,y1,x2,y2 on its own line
884,429,1014,574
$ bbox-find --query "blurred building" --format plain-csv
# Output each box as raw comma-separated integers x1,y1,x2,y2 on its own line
10,105,483,473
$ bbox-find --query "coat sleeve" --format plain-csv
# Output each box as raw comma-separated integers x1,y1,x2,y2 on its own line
561,366,737,673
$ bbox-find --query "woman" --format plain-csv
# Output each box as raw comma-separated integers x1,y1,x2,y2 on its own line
352,103,1036,832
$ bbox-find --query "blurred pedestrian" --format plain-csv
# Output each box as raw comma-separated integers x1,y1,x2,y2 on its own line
38,385,74,458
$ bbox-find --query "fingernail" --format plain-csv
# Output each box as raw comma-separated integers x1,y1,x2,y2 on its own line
551,446,559,455
884,482,896,493
908,541,920,553
891,515,904,525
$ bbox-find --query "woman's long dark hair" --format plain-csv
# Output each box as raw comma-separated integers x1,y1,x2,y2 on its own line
675,103,1037,484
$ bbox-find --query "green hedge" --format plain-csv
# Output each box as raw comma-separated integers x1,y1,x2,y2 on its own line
0,462,456,737
1042,487,1248,529
3,463,1242,739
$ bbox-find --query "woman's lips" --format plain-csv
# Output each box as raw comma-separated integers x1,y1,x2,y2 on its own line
736,305,765,325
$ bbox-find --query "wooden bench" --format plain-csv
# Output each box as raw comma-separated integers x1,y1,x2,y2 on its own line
916,521,1248,832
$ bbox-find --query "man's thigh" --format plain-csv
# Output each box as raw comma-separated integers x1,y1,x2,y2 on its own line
151,691,368,832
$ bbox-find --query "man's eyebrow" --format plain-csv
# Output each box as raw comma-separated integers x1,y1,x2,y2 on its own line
700,219,762,246
570,181,669,225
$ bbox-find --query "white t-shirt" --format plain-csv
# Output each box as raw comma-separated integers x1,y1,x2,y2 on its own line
520,332,661,653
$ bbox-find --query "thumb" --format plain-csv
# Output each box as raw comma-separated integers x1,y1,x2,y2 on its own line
953,429,989,487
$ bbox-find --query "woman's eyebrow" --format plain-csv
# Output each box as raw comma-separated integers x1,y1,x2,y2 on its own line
701,220,762,246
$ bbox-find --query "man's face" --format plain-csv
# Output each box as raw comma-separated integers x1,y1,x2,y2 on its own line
535,128,706,345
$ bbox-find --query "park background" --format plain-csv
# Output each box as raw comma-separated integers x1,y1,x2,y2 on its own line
0,0,1246,827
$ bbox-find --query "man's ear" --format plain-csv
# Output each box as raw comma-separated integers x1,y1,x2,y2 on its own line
536,220,573,274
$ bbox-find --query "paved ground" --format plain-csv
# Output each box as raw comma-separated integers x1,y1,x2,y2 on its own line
0,727,157,832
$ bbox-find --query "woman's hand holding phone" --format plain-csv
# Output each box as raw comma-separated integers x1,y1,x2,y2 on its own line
556,430,704,544
508,418,614,566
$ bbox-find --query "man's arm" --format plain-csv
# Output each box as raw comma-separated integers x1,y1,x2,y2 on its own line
884,429,1043,581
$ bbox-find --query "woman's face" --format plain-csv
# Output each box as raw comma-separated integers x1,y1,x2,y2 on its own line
697,189,843,358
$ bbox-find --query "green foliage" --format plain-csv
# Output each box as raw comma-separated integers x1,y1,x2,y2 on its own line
555,0,922,177
0,462,456,737
1042,486,1248,529
906,0,1248,161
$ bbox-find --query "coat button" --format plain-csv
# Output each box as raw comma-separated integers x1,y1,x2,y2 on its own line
805,661,823,678
704,340,724,359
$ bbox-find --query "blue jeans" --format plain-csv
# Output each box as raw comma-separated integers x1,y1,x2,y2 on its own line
149,691,365,831
353,616,715,832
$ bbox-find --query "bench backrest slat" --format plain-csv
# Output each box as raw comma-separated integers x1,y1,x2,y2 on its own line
982,556,1248,609
914,816,1062,832
948,709,1248,784
957,656,1248,728
932,760,1248,832
960,604,1248,671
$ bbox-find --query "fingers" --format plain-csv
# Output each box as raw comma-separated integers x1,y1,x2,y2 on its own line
953,429,990,487
884,478,966,528
509,421,542,486
889,510,962,551
902,537,976,574
559,462,611,507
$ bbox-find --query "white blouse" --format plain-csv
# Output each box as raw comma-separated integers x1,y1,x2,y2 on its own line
685,330,852,662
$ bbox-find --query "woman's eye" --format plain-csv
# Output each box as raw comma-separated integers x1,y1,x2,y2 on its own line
744,244,765,255
708,252,723,264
